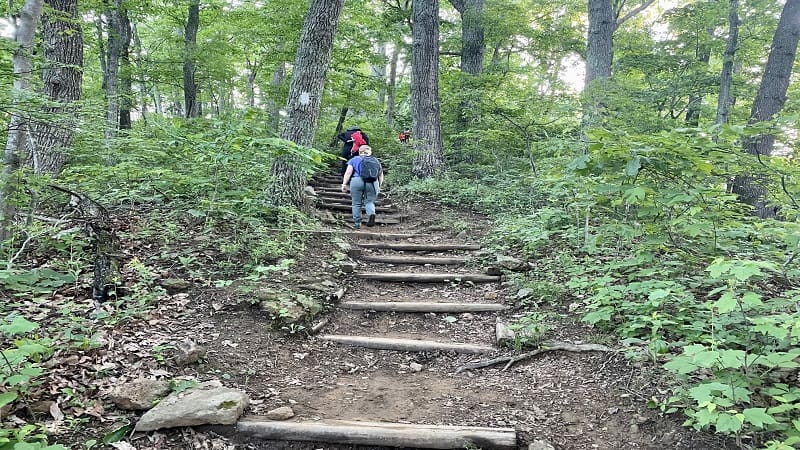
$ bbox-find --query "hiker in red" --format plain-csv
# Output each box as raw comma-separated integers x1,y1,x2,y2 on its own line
350,130,367,155
338,126,369,174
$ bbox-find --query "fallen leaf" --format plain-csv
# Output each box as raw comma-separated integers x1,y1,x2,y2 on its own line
49,402,64,422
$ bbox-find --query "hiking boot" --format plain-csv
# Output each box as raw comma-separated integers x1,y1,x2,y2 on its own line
367,214,376,227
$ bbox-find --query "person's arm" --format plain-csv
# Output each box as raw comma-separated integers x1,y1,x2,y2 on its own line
379,167,385,184
341,165,354,192
338,131,349,142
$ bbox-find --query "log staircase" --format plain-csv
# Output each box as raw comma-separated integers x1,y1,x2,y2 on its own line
236,174,520,449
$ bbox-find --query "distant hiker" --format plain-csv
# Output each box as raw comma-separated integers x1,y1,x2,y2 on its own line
399,130,407,144
402,127,411,144
341,145,384,229
338,126,369,174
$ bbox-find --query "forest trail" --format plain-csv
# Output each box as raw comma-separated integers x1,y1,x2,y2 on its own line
200,173,729,450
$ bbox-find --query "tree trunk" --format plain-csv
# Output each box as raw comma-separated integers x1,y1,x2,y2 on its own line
246,55,258,108
716,0,739,126
183,0,200,118
449,0,485,152
685,35,711,127
411,0,445,178
1,0,44,241
582,0,614,133
585,0,613,88
267,61,286,132
731,0,800,218
329,106,349,148
30,0,84,176
373,43,387,105
105,0,128,139
118,7,132,129
269,0,345,207
386,44,398,127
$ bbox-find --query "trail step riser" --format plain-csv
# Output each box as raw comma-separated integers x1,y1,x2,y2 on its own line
236,419,517,450
357,243,481,251
358,255,466,265
339,302,508,313
320,335,496,354
322,204,397,213
355,272,500,283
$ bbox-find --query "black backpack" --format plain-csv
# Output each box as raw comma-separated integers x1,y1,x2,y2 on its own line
360,156,382,183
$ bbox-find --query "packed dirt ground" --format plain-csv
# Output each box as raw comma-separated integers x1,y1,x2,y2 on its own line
18,190,735,450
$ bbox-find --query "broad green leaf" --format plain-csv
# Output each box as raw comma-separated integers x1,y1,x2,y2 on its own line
741,292,762,307
664,356,697,375
714,292,738,314
103,424,132,444
625,156,641,176
0,317,38,336
743,408,778,428
0,392,17,408
648,289,670,301
625,187,646,204
692,350,721,368
715,413,743,433
718,350,747,369
731,262,762,281
689,382,729,403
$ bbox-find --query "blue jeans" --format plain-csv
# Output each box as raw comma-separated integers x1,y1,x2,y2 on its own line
349,176,379,226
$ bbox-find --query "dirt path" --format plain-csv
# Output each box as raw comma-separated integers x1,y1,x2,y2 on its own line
175,174,730,450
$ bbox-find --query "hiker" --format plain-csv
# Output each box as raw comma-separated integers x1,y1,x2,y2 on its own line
338,126,369,174
398,130,407,144
402,127,411,144
341,145,384,229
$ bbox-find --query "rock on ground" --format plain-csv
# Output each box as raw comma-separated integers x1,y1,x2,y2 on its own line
265,406,295,420
109,378,172,411
134,380,249,431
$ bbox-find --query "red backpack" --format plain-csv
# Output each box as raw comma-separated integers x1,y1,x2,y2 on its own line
351,131,366,154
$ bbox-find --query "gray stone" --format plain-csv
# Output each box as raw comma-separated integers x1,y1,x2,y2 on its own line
516,288,533,299
160,278,192,293
173,340,207,366
110,378,172,411
339,262,357,274
495,322,517,347
496,255,525,271
409,362,423,373
134,381,248,431
265,406,295,420
528,440,555,450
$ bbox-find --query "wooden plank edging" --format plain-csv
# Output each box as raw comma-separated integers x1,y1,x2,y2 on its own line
320,335,496,354
339,301,508,313
236,419,517,449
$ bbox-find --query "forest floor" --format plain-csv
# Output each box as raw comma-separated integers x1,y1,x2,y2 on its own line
30,180,735,450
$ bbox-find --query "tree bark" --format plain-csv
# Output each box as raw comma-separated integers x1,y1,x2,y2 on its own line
246,55,258,108
716,0,739,126
1,0,44,241
183,0,200,118
585,0,613,89
105,0,128,139
731,0,800,218
118,7,133,129
386,43,399,127
685,35,711,127
30,0,84,176
411,0,445,178
449,0,485,152
269,0,345,207
267,61,286,132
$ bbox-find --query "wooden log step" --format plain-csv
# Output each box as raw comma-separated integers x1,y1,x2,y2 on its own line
347,231,423,240
321,203,397,213
338,215,402,225
357,243,481,251
357,254,466,265
354,272,501,283
339,301,508,313
236,418,517,449
319,335,496,354
319,196,391,206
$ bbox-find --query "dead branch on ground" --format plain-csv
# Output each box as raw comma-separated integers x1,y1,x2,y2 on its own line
455,342,614,373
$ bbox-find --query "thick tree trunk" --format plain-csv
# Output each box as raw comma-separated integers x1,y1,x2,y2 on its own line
30,0,84,176
118,7,132,129
411,0,445,178
386,44,398,127
183,0,200,118
373,43,387,105
582,0,614,132
1,0,44,241
269,0,345,207
449,0,485,152
731,0,800,218
105,0,128,139
585,0,613,88
267,61,286,132
329,106,349,148
117,9,132,129
716,0,739,126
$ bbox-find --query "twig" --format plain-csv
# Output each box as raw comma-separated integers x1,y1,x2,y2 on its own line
455,342,614,373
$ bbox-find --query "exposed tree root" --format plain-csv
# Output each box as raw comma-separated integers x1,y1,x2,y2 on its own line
455,342,614,373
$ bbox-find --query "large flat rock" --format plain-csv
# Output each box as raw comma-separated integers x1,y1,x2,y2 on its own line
135,380,249,431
